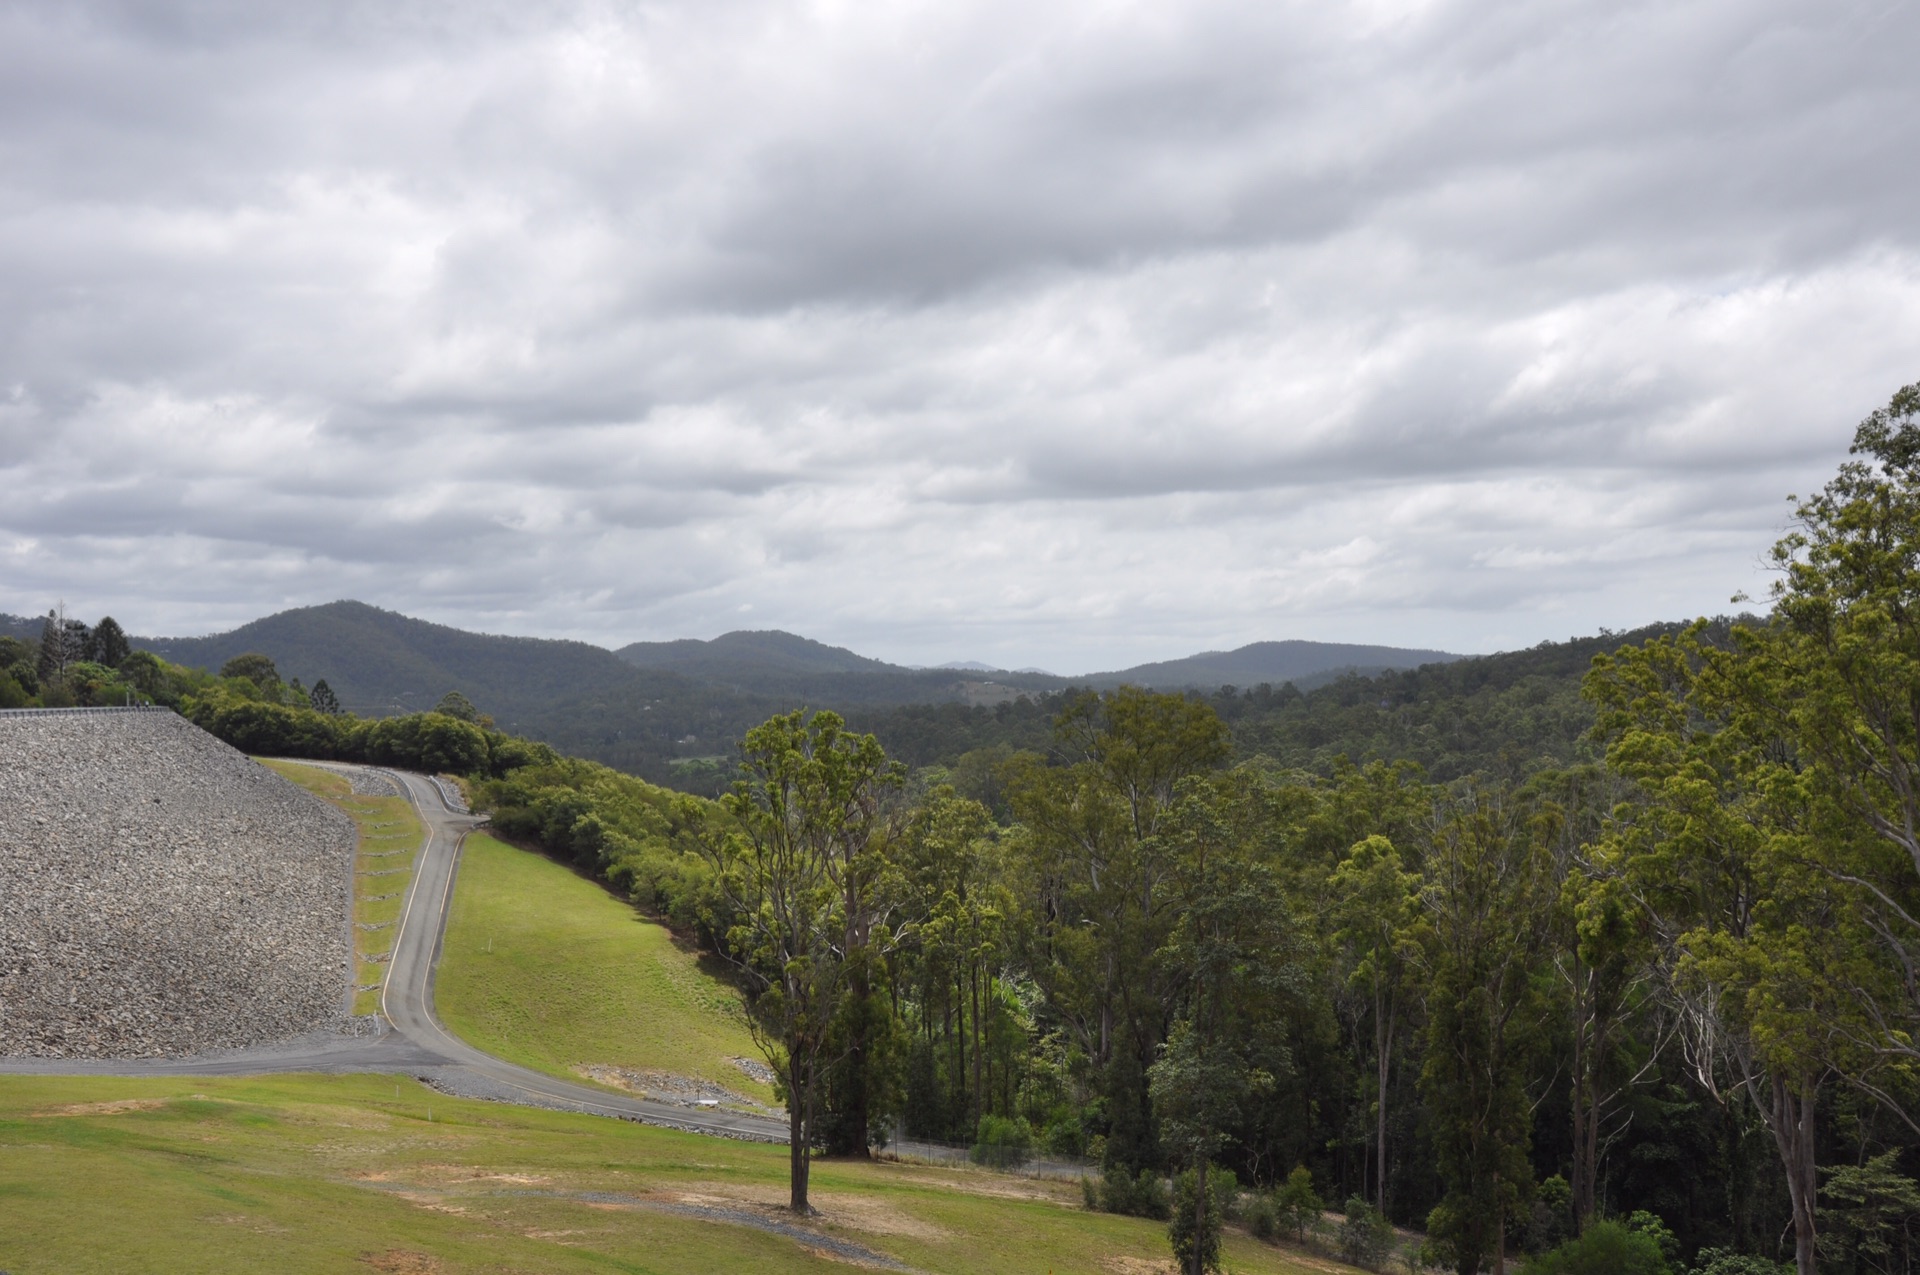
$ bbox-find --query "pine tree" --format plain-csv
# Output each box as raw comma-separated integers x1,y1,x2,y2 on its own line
35,611,61,687
91,616,130,668
309,679,341,715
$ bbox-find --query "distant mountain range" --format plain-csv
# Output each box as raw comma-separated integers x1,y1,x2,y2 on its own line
618,630,898,678
1,600,1466,788
1080,639,1461,690
607,625,1461,694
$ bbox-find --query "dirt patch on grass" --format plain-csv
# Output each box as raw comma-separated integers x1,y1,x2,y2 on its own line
1101,1258,1177,1275
360,1164,552,1187
394,1191,469,1216
868,1164,1077,1204
360,1251,444,1274
284,1098,393,1129
31,1098,169,1117
1261,1246,1374,1274
668,1182,950,1240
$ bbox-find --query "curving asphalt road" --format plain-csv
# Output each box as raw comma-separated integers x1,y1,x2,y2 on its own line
0,761,788,1144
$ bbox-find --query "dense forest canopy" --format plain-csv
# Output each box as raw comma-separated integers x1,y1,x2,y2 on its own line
12,383,1920,1275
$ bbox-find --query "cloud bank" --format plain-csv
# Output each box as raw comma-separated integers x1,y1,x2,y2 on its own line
4,0,1918,670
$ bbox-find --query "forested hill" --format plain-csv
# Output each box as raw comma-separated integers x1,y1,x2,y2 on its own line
1079,638,1462,691
13,598,1466,792
620,629,908,677
850,619,1721,782
616,629,1066,705
13,596,1690,788
139,600,646,717
616,630,1462,699
1216,619,1732,780
126,601,789,784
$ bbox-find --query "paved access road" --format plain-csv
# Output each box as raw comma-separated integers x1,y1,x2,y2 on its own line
0,762,788,1144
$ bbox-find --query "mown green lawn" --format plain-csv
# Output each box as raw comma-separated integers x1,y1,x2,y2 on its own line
261,759,425,1015
0,1073,1349,1275
436,833,778,1107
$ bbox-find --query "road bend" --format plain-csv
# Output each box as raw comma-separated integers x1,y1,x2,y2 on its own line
0,761,787,1144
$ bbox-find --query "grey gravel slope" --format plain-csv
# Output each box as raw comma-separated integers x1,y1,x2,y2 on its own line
0,709,355,1058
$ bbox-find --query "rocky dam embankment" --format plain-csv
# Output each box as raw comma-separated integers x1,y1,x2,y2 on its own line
0,708,355,1058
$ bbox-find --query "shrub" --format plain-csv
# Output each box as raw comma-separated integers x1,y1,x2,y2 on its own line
1041,1109,1087,1158
1169,1167,1236,1274
1274,1165,1325,1243
1244,1192,1279,1241
1097,1166,1171,1220
1626,1210,1680,1268
1690,1247,1790,1275
1520,1220,1669,1275
1526,1175,1575,1253
969,1114,1033,1169
1340,1196,1395,1270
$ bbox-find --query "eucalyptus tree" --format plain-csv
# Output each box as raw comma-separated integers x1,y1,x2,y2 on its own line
1746,380,1920,1103
1007,687,1232,1172
1148,770,1305,1275
1416,787,1559,1275
1587,627,1870,1275
1329,833,1422,1215
696,709,902,1212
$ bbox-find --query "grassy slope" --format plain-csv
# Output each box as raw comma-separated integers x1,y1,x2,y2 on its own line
261,759,425,1015
0,1072,1346,1275
437,833,777,1106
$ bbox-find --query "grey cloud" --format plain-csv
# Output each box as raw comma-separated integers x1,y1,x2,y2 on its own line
2,0,1917,671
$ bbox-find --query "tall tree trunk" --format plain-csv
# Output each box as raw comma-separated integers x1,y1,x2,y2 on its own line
971,959,984,1128
1569,964,1597,1231
1493,1168,1505,1275
1190,1157,1209,1275
789,1071,813,1213
1375,985,1392,1212
1768,1072,1818,1275
845,960,871,1156
953,971,965,1124
1099,948,1115,1068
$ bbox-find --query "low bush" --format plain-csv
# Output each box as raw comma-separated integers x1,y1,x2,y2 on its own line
1339,1196,1394,1270
969,1114,1034,1169
1689,1248,1790,1275
1273,1165,1325,1244
1244,1192,1279,1241
1519,1219,1668,1275
1095,1165,1170,1220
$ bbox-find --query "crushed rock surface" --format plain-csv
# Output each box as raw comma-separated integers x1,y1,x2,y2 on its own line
573,1062,780,1114
343,769,399,797
0,709,356,1058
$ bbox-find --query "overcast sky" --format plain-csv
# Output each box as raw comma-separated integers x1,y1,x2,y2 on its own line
3,0,1917,672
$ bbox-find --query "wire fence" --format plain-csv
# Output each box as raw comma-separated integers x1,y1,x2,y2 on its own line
873,1129,1094,1181
0,705,172,716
